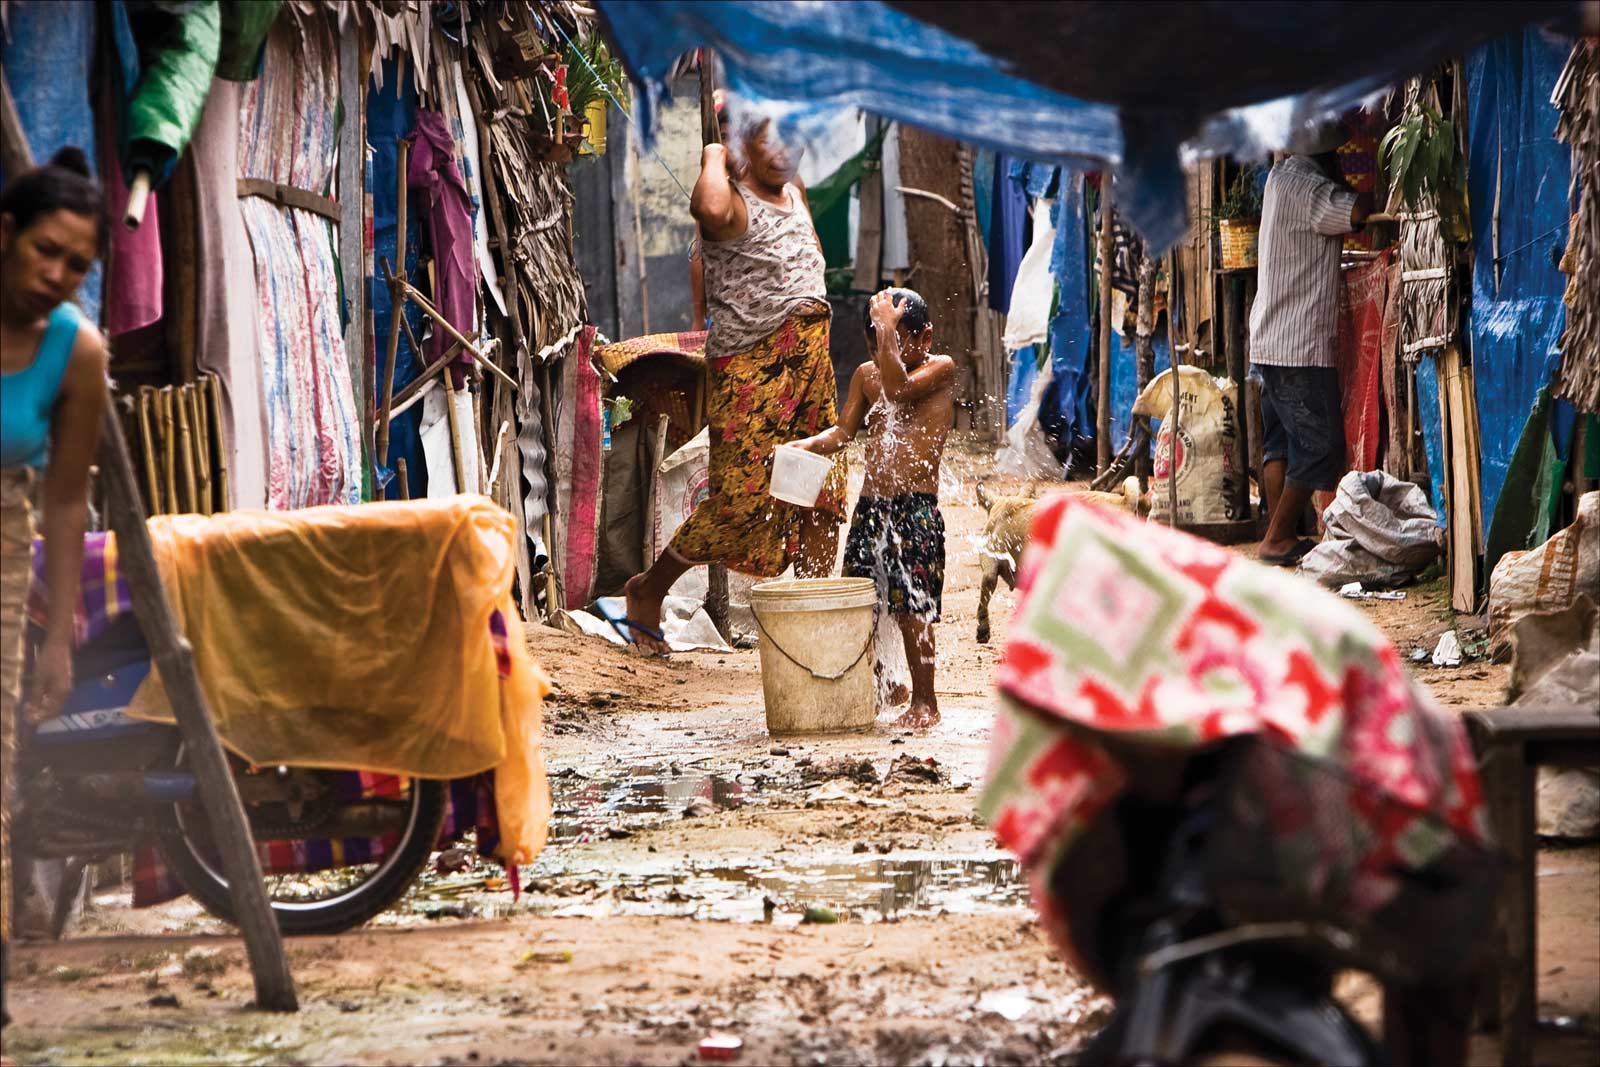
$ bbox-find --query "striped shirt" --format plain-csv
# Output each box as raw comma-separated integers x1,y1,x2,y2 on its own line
1248,155,1358,368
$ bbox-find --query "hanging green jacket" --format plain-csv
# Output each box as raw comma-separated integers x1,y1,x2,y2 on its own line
122,0,221,186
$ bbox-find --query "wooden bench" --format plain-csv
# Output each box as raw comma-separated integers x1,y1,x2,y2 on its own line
1465,706,1600,1066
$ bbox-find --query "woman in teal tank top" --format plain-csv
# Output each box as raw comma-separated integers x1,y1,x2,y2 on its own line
0,147,108,1008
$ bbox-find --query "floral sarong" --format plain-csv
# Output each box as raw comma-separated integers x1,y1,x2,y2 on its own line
669,304,846,576
980,495,1489,982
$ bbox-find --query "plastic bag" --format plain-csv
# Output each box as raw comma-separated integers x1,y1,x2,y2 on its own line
1301,470,1442,588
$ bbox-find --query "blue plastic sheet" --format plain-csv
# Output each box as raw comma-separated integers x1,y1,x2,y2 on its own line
1,0,104,324
598,1,1573,249
1415,355,1448,527
1466,29,1571,536
973,148,995,246
368,60,427,499
1006,345,1040,427
1044,180,1091,444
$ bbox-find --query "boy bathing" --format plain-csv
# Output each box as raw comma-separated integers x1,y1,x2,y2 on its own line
793,289,954,728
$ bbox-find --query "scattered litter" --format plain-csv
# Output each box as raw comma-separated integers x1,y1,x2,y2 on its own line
1431,630,1464,667
518,950,574,967
147,993,182,1009
803,758,879,786
769,746,790,756
435,847,473,873
683,797,719,819
852,842,870,854
1338,582,1407,601
1411,648,1429,663
886,754,945,785
801,905,839,925
976,986,1038,1021
698,1033,744,1061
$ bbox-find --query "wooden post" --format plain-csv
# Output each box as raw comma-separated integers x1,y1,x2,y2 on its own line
1096,180,1115,475
699,54,729,637
1226,274,1251,523
97,408,297,1011
1168,330,1181,527
1134,241,1156,489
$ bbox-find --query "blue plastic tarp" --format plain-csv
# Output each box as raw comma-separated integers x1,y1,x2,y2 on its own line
368,60,427,499
1465,28,1571,536
1044,179,1092,444
598,0,1575,249
1,0,104,324
1415,354,1449,527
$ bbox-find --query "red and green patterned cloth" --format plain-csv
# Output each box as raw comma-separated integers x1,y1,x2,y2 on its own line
981,495,1488,976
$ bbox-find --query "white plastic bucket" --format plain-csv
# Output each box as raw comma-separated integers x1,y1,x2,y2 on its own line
769,445,831,507
750,577,877,733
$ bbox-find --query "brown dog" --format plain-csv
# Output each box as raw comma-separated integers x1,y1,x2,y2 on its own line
974,480,1146,644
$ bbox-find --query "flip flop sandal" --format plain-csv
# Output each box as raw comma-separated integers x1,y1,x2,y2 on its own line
1259,540,1315,567
595,599,671,655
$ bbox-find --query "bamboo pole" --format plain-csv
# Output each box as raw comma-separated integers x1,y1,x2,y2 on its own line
374,136,413,492
395,274,519,394
207,375,230,511
189,384,213,516
174,386,198,513
443,370,469,494
160,389,178,516
138,388,162,514
1096,181,1115,475
396,458,410,500
1134,241,1156,491
96,408,297,1010
389,333,488,416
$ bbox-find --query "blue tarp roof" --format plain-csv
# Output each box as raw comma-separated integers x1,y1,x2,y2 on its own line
598,0,1578,249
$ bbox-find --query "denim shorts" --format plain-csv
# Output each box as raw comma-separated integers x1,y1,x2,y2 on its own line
1255,364,1345,491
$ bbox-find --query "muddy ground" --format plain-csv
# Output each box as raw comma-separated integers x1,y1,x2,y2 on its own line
6,437,1597,1065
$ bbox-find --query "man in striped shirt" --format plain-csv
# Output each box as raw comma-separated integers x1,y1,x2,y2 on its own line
1248,122,1372,565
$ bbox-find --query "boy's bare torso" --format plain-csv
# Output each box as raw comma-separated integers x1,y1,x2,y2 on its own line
856,356,955,497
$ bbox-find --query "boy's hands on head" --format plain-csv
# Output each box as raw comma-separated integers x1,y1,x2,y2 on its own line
869,289,906,335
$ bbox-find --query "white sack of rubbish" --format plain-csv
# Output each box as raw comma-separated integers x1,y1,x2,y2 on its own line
1133,366,1241,527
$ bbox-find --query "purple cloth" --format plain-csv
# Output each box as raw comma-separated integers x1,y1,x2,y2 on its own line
104,148,164,337
407,110,477,374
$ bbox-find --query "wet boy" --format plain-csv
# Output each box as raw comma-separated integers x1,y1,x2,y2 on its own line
793,288,954,728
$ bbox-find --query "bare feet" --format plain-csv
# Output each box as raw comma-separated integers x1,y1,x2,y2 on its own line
893,702,940,730
884,682,911,707
622,573,671,655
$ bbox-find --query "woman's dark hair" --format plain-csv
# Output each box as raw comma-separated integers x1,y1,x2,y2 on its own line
0,147,106,249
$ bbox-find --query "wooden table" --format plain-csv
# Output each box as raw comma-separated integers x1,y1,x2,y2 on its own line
1465,706,1600,1065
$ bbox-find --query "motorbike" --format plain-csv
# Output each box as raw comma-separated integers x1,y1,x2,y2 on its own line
1051,737,1496,1067
15,610,448,937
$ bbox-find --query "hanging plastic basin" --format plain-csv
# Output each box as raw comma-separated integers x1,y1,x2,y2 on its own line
749,577,878,734
769,445,832,507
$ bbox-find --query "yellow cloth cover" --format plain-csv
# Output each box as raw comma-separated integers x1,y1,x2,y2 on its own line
124,496,550,864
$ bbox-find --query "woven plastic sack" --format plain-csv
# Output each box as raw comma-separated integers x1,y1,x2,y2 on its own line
1134,366,1241,526
1488,491,1600,655
1301,470,1442,588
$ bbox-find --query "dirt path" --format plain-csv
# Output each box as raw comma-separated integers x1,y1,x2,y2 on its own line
6,438,1596,1065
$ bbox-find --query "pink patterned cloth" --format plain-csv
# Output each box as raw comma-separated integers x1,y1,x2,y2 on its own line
980,495,1488,979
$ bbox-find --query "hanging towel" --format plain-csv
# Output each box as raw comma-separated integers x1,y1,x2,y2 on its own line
408,108,479,370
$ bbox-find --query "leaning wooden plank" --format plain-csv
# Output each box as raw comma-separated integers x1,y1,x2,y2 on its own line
1442,347,1478,612
97,408,297,1011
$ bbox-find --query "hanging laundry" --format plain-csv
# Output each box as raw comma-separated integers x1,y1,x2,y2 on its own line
190,78,269,510
239,17,362,509
121,0,221,187
215,0,282,82
987,152,1029,313
408,108,479,372
879,123,910,274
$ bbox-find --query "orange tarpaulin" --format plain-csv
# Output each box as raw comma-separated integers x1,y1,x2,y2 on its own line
124,496,550,864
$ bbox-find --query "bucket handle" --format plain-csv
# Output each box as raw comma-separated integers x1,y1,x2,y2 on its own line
751,606,875,681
